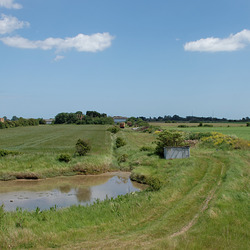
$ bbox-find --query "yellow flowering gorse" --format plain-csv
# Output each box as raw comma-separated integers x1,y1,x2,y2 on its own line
201,132,250,150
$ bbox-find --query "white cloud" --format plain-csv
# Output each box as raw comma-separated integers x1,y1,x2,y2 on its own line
53,55,64,62
0,14,29,34
184,29,250,52
0,32,114,52
0,0,22,9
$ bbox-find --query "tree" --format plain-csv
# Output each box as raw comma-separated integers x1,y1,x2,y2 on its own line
11,116,19,121
55,113,68,124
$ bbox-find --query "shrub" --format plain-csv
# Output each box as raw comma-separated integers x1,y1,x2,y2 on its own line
140,146,153,151
198,122,203,127
155,130,186,157
107,126,120,134
58,153,71,163
75,139,91,156
0,149,19,157
201,132,250,150
178,125,188,128
186,132,212,140
117,154,128,163
247,122,250,127
0,122,5,129
203,124,213,127
116,137,126,148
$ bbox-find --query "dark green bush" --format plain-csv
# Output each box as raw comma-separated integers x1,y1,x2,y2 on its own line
75,139,91,156
0,149,19,157
130,172,162,191
247,122,250,127
107,126,120,134
178,125,188,128
140,146,153,151
203,124,213,127
117,154,128,163
58,153,71,163
115,137,126,148
186,132,212,140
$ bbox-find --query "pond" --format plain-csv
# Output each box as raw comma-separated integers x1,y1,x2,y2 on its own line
0,172,146,211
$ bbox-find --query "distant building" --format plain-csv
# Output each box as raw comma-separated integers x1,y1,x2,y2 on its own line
0,118,4,123
113,116,127,124
120,122,125,128
44,119,54,125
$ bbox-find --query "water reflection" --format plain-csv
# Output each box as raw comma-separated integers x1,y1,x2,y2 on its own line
76,187,91,202
0,172,146,211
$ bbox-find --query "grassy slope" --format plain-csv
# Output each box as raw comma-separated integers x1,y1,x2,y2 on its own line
0,125,249,249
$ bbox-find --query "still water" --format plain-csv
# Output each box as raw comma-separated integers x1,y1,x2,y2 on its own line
0,172,145,211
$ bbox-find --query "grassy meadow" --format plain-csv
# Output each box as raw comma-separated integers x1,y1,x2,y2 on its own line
0,124,249,249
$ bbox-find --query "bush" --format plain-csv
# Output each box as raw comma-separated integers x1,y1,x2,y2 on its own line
116,137,126,148
178,125,188,128
107,126,120,134
140,146,153,151
0,149,19,157
247,122,250,127
201,132,250,150
203,124,213,127
117,154,128,163
75,139,91,156
58,153,71,163
186,132,212,140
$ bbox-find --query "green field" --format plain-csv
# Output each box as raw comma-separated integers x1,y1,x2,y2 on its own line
0,125,249,249
0,125,114,180
151,122,250,140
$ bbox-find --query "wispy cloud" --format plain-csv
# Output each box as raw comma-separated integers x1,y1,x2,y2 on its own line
184,29,250,52
53,55,64,62
0,32,114,52
0,0,22,9
0,14,29,34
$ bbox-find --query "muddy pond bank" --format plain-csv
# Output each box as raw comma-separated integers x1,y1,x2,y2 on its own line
0,172,146,211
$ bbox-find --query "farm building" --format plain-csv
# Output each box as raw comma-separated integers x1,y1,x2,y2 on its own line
44,119,54,125
0,118,4,123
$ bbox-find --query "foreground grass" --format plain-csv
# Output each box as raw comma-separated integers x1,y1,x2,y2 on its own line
0,125,249,249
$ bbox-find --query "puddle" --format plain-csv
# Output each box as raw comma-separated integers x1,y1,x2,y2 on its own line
0,172,146,211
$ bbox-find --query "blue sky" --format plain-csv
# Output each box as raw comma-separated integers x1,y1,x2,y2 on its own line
1,0,250,119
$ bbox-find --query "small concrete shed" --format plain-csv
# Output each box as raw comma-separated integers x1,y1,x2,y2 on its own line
164,146,190,159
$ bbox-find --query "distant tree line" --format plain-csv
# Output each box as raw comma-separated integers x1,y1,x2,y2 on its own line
0,117,44,129
54,111,114,125
133,115,250,123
